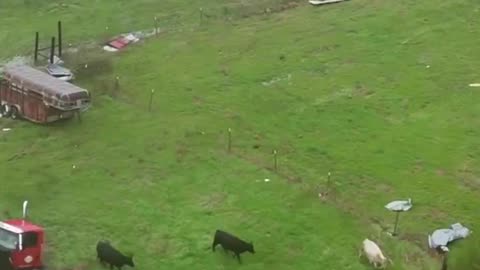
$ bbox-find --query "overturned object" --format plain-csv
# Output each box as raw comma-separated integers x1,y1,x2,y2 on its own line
428,223,471,252
309,0,350,6
103,33,140,52
385,198,412,236
385,198,412,212
1,64,90,123
46,64,74,82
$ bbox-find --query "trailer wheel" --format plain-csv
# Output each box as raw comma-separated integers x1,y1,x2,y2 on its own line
1,104,10,117
10,106,19,120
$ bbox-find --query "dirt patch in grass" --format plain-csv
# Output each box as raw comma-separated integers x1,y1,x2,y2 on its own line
148,234,172,256
374,182,394,193
402,250,427,265
369,217,390,232
193,96,204,106
424,208,449,222
460,176,480,191
286,242,304,258
66,51,114,80
411,165,422,174
400,233,429,252
199,192,228,211
436,169,446,176
176,142,190,163
353,82,375,97
457,164,480,191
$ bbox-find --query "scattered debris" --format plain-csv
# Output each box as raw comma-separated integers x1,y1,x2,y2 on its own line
104,33,140,52
385,198,413,212
262,74,291,86
103,46,118,52
45,64,74,82
428,223,471,252
72,165,76,169
52,55,64,65
385,199,412,236
103,29,156,52
264,178,270,182
309,0,350,6
426,65,430,69
469,83,480,87
2,128,11,132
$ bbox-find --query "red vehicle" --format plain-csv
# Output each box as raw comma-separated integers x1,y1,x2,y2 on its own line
0,201,44,270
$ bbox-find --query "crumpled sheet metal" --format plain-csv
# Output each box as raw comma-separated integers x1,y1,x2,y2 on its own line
385,198,413,212
428,223,471,252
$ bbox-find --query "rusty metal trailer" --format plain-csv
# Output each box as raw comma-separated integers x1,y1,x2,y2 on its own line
0,64,90,123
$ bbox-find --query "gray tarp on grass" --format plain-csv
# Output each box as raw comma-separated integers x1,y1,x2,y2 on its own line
428,223,471,252
385,199,413,212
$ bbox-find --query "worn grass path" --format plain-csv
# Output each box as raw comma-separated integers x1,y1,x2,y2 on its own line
1,0,480,269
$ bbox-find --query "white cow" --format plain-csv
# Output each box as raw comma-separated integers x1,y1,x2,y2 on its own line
360,238,390,269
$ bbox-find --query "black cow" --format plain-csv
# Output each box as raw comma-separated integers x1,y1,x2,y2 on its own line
96,240,135,269
212,229,255,263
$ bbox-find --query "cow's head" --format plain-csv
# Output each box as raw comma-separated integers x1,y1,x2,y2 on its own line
248,242,255,254
125,255,135,267
375,254,387,269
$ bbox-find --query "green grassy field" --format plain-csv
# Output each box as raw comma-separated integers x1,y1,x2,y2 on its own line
1,0,480,269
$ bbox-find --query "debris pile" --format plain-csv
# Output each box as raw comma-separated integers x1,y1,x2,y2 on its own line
103,29,156,52
428,223,471,252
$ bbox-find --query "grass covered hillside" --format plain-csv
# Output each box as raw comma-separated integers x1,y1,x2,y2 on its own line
0,0,479,269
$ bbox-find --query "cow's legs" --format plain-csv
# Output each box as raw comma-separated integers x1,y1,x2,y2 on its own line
236,253,242,264
212,241,218,252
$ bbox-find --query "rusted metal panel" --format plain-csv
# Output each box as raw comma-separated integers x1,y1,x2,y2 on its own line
3,64,88,100
1,64,90,123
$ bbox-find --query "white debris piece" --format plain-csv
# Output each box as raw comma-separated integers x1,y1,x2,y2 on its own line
428,223,471,252
262,74,291,86
309,0,349,5
103,46,118,52
469,83,480,87
385,198,412,212
2,128,11,132
124,33,140,43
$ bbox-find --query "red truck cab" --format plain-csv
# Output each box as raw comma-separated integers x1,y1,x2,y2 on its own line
0,201,44,270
